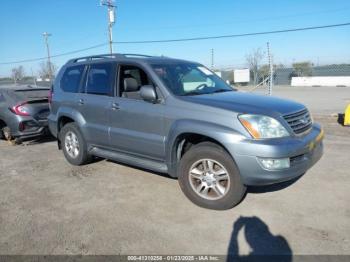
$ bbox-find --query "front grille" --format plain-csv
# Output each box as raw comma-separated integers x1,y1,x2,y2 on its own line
283,108,312,134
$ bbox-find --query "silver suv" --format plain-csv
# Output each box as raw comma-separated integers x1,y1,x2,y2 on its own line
48,54,324,210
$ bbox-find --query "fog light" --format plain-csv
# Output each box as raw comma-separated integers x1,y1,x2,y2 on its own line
259,158,290,170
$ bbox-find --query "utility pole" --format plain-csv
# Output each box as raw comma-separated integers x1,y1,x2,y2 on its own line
42,32,52,81
211,48,214,69
267,42,273,96
101,0,116,54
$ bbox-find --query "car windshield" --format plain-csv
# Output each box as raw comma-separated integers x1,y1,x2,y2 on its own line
151,63,234,96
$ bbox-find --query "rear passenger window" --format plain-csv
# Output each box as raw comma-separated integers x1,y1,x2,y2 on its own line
61,65,85,93
86,63,113,96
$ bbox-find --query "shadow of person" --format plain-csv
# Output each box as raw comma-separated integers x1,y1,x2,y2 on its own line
227,216,292,262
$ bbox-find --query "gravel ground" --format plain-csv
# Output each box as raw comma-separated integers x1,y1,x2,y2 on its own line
0,87,349,257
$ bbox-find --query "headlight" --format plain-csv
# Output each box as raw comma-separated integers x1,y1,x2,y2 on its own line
238,114,289,139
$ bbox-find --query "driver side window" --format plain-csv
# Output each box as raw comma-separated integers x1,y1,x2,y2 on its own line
118,65,153,100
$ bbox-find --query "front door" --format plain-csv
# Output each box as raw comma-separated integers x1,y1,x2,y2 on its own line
108,64,165,161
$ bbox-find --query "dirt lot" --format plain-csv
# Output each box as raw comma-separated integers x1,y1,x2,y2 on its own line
0,87,349,256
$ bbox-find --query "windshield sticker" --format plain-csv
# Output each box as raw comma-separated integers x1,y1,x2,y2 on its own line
197,66,213,75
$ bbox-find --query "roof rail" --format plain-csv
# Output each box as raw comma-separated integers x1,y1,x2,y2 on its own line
67,53,155,64
122,54,154,58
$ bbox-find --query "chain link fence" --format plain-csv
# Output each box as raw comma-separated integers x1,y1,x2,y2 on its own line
217,63,350,94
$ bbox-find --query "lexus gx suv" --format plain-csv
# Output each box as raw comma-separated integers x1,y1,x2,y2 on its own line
48,54,323,210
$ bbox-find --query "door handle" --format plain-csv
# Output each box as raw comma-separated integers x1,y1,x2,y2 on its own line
78,99,84,105
111,102,120,110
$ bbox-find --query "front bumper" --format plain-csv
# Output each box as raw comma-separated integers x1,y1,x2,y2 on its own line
227,124,324,186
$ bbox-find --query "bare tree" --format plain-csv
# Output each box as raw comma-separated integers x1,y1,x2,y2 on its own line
11,66,25,84
38,61,57,79
246,48,264,85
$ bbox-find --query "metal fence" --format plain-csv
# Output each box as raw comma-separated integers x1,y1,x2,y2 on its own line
216,63,350,94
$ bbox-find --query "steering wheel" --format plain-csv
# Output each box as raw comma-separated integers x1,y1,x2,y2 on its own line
195,83,208,90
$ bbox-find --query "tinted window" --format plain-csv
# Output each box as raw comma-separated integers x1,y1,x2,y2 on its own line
12,89,49,100
61,65,85,93
86,63,113,96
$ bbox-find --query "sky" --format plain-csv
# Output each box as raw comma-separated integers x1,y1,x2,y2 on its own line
0,0,350,77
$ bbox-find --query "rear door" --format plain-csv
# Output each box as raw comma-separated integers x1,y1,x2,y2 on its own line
78,62,115,147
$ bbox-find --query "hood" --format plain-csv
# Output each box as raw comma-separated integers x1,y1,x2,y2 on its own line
179,91,305,116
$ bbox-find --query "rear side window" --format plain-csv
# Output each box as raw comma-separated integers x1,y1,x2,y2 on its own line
60,65,85,93
86,63,113,96
13,89,49,100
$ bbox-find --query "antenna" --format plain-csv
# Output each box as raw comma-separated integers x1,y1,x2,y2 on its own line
100,0,116,54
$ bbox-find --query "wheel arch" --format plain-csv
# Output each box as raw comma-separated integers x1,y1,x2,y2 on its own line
166,120,242,177
0,118,7,129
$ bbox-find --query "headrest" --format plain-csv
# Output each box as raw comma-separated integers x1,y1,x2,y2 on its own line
124,78,139,92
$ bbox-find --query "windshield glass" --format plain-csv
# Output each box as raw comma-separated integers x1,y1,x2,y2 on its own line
151,63,234,96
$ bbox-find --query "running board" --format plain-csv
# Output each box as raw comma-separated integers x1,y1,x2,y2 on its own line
90,147,168,173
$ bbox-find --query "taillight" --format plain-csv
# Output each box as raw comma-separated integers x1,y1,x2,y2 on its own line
9,102,30,116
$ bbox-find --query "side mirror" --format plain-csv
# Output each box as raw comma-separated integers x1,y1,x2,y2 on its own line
140,85,157,103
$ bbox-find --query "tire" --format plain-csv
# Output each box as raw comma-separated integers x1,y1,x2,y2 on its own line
59,123,91,166
2,126,11,141
178,142,246,210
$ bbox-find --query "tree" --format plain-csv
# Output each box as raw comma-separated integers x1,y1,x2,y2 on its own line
38,61,57,79
258,64,270,81
11,66,25,84
245,48,264,85
258,63,285,81
292,62,312,77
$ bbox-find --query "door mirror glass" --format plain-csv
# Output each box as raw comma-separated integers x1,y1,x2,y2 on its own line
140,85,157,103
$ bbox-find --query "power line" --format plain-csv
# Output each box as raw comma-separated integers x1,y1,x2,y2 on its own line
0,43,108,65
1,22,349,65
114,22,350,44
121,7,350,31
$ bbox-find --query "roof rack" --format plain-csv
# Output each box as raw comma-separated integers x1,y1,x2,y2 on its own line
67,53,155,64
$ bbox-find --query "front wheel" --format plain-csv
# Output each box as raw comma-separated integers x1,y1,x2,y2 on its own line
178,142,246,210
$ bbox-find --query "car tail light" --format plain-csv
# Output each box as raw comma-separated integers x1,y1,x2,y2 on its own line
18,122,25,131
9,102,30,116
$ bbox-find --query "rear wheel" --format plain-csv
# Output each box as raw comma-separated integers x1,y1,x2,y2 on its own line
60,123,91,165
178,142,246,210
2,126,12,141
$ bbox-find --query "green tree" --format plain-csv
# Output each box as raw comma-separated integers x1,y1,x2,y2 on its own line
292,62,313,76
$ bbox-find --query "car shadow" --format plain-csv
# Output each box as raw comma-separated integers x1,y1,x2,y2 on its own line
20,134,56,145
337,113,345,126
248,176,302,194
227,216,292,262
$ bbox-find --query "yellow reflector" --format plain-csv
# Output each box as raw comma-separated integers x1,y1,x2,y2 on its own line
344,104,350,126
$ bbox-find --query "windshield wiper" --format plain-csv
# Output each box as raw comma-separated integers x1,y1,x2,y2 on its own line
212,89,231,93
182,91,204,96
